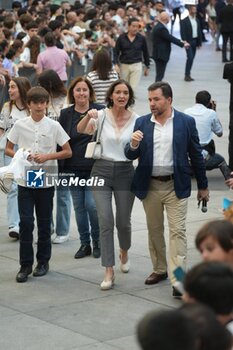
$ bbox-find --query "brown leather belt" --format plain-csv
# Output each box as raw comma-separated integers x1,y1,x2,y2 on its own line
151,174,174,182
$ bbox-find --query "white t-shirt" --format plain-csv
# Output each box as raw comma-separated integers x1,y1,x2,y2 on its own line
20,47,31,63
0,102,29,131
7,116,70,168
92,108,138,162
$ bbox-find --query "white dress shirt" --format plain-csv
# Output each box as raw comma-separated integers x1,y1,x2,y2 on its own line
189,16,198,38
151,110,174,176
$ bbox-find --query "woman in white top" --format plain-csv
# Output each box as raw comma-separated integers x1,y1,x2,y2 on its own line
206,0,217,40
77,79,138,290
0,77,31,239
19,35,41,70
86,48,118,104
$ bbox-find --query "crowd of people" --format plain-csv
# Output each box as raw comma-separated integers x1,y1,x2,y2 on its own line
0,0,233,349
0,0,231,91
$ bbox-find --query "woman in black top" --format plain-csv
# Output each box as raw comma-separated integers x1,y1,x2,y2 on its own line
58,76,104,258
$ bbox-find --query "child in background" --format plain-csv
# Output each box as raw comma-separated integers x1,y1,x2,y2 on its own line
195,220,233,264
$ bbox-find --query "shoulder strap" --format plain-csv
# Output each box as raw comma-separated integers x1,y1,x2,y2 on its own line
91,109,106,142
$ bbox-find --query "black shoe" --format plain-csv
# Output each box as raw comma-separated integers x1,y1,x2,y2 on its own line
92,241,101,258
74,244,92,259
9,231,19,239
172,286,183,299
33,262,49,277
184,76,194,82
16,266,32,283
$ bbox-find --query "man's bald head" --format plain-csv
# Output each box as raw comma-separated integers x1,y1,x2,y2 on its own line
159,11,170,24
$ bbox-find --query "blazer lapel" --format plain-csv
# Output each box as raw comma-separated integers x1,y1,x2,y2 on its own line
145,115,155,166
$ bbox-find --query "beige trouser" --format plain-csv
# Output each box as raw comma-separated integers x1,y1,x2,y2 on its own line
120,62,142,92
143,179,188,285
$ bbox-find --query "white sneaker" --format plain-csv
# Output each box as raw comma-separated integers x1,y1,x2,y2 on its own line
52,235,69,244
9,226,19,239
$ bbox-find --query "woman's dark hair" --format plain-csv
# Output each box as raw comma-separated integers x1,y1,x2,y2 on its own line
16,31,27,41
105,79,135,108
11,39,24,51
50,4,61,16
0,39,9,52
91,48,112,80
38,69,67,98
27,86,50,104
67,76,96,105
26,35,41,63
5,48,16,60
9,77,31,114
195,219,233,252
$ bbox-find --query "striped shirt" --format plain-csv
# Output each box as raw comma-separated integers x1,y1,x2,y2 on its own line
87,70,119,104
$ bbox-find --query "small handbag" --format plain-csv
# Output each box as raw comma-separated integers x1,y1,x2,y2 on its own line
85,110,106,159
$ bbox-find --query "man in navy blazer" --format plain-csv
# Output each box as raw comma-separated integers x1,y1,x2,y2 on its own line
125,82,209,296
180,5,202,81
152,11,189,81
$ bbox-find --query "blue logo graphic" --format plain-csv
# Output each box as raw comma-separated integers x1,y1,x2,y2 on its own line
27,169,45,188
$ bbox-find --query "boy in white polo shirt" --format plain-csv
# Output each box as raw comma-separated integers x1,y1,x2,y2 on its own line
5,86,72,283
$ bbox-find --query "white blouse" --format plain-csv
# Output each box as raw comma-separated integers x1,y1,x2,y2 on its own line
93,108,138,162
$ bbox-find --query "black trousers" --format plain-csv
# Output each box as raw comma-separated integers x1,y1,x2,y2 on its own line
155,59,168,82
18,186,54,267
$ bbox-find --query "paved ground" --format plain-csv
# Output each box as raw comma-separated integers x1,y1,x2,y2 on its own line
0,27,232,350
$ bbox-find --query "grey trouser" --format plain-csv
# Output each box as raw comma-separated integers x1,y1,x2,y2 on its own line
91,159,135,267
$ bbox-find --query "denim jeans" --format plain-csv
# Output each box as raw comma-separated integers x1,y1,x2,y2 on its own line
0,150,19,230
56,188,72,236
69,171,99,245
18,185,54,267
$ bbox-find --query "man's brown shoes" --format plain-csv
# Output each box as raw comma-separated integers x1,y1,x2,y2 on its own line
145,272,168,285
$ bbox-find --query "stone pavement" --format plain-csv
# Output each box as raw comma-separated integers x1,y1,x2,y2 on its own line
0,29,232,350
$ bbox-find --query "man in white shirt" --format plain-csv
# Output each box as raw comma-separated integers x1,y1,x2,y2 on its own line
180,5,202,81
5,86,72,283
184,90,225,171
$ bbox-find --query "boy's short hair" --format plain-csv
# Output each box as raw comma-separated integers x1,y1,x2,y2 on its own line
26,21,39,31
184,261,233,315
27,87,49,104
137,309,196,350
195,219,233,252
180,303,233,350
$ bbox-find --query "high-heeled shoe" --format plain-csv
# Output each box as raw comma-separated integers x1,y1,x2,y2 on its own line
100,275,115,290
119,251,130,273
120,259,130,273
